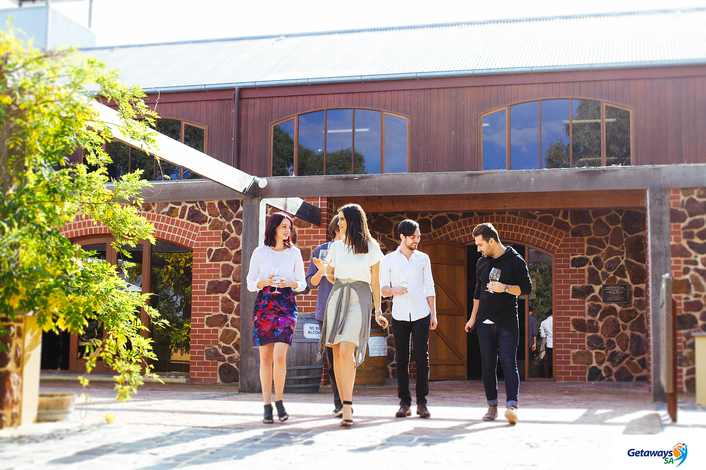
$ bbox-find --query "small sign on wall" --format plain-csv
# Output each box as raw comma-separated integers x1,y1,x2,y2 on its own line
603,284,629,303
368,336,387,357
303,323,321,340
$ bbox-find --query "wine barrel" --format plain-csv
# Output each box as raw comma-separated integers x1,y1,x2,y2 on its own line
356,328,388,384
284,313,324,393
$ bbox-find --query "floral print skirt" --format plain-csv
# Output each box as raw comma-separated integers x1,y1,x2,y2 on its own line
252,286,298,347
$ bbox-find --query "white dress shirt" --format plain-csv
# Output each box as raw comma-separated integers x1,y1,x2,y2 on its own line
379,247,436,322
540,316,553,348
326,240,383,285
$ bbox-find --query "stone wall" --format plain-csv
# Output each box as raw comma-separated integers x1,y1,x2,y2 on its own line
669,188,706,392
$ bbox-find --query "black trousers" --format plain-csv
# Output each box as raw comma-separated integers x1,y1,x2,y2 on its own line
319,321,342,408
392,315,430,406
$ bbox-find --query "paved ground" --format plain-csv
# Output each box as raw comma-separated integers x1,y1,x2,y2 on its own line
1,378,704,470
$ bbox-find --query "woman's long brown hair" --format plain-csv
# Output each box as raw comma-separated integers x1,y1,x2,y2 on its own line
339,203,372,254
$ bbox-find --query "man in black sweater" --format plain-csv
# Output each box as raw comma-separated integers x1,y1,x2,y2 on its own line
465,223,532,425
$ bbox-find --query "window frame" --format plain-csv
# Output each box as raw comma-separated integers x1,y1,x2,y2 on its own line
270,108,411,176
479,99,633,170
155,118,208,180
86,118,209,181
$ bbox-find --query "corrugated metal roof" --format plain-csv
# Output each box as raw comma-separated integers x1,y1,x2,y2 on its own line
82,8,706,92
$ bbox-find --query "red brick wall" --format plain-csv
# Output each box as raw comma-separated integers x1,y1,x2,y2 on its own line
669,188,706,393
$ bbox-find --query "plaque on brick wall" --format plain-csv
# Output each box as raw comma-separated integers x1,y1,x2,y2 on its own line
603,284,628,303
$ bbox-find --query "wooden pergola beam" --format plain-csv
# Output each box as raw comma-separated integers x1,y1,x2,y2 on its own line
336,190,647,213
253,165,706,198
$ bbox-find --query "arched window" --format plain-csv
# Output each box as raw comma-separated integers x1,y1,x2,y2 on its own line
102,118,207,181
272,109,409,176
481,99,631,170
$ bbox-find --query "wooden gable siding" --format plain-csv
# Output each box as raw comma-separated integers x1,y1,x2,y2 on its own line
237,68,706,177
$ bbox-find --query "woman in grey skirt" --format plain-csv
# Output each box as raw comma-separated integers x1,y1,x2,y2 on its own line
313,203,388,428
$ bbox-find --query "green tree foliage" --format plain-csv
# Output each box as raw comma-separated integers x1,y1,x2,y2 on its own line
326,148,367,175
544,138,570,169
272,125,294,176
605,106,630,166
571,100,601,167
528,262,552,326
544,100,630,168
298,145,324,176
151,252,192,356
0,28,163,400
273,124,368,176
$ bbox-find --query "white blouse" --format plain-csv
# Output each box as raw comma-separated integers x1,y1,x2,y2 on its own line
246,245,307,293
327,239,384,285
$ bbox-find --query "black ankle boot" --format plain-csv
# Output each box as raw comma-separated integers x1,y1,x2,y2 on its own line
263,404,274,424
275,400,288,422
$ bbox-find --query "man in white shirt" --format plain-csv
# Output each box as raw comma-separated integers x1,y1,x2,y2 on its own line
380,219,437,419
540,309,553,378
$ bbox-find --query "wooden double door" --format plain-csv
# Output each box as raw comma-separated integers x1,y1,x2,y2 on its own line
419,240,552,382
420,240,468,380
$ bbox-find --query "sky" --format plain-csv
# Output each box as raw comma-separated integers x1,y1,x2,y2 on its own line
1,0,706,46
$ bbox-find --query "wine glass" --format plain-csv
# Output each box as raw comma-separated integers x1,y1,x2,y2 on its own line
399,272,409,294
318,249,329,274
318,249,329,264
270,267,281,294
488,268,501,293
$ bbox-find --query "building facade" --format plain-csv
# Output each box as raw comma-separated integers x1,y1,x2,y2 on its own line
39,9,706,395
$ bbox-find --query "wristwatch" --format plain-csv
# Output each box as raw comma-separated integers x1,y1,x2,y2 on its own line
504,284,510,293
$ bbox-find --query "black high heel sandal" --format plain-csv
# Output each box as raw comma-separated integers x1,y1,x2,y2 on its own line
263,404,274,424
340,400,354,428
275,400,288,422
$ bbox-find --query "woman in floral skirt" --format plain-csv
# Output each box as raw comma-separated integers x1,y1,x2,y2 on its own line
246,212,306,423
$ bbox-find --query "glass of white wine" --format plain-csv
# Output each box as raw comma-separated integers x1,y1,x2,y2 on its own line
270,267,281,294
399,272,409,294
318,249,329,275
488,267,501,293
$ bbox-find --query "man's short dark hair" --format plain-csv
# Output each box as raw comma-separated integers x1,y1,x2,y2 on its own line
328,214,339,240
547,309,553,316
472,222,500,243
397,219,419,237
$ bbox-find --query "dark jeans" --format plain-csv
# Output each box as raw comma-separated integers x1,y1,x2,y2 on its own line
392,315,430,406
319,321,342,408
477,322,519,408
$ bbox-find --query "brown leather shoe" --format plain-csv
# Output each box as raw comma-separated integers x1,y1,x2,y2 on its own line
482,405,498,421
395,404,412,418
417,403,431,418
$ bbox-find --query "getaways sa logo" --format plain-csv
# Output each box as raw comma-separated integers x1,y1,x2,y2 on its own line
626,442,688,466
